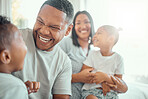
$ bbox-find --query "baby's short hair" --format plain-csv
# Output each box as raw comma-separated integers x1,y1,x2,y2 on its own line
101,25,119,45
0,15,14,52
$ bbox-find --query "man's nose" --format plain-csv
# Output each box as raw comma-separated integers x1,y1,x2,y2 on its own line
40,25,51,35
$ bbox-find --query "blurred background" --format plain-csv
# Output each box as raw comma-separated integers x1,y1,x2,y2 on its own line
0,0,148,83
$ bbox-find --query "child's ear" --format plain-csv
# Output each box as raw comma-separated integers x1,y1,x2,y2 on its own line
65,24,73,36
0,50,11,64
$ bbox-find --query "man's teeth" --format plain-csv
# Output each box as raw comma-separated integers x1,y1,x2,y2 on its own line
39,36,52,43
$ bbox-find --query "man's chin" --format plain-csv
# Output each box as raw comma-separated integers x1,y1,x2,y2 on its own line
36,45,55,51
14,67,23,72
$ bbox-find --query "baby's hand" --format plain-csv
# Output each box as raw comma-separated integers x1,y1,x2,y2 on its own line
102,82,111,96
92,72,105,84
25,81,40,94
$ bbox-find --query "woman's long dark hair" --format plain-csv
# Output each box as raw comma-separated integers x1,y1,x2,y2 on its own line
71,11,95,50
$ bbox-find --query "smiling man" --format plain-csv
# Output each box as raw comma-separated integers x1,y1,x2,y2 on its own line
13,0,74,99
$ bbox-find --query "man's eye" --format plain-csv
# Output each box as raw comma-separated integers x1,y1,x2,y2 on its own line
38,20,44,25
50,26,60,31
50,26,60,30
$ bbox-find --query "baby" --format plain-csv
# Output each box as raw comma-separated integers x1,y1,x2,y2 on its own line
0,15,39,99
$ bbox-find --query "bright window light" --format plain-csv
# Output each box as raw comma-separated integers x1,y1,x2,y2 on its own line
12,0,46,29
86,0,148,76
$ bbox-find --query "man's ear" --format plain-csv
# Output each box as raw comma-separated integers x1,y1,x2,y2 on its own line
0,50,11,64
65,24,73,36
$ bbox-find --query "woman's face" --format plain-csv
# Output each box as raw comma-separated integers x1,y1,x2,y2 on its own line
75,14,91,41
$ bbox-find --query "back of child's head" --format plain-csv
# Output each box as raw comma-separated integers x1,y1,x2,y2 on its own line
0,15,27,73
0,16,14,52
101,25,119,45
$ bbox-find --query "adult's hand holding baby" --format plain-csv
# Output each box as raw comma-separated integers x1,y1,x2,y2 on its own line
110,76,128,93
78,68,94,83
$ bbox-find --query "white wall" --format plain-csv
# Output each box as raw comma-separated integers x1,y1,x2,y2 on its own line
0,0,12,19
69,0,86,14
86,0,148,77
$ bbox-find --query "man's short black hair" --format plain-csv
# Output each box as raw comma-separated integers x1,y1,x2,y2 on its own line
0,15,14,52
41,0,74,24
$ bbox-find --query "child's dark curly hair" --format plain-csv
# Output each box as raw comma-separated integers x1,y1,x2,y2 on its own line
0,16,11,25
0,15,14,52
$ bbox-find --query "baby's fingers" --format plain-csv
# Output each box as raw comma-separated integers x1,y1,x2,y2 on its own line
25,81,33,94
33,82,40,92
25,81,33,90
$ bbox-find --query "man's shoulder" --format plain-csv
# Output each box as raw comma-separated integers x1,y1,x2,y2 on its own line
62,36,72,41
51,46,71,74
19,28,33,43
56,46,70,59
55,46,71,66
60,37,72,45
19,28,32,33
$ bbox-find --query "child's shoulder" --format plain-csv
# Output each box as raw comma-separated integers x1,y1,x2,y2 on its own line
114,52,122,57
114,52,123,60
0,73,27,97
88,49,101,56
0,73,25,88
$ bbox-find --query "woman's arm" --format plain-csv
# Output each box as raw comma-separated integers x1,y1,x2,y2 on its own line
81,64,93,70
92,72,128,93
92,72,114,84
103,74,128,93
110,75,128,93
71,64,94,83
53,94,70,99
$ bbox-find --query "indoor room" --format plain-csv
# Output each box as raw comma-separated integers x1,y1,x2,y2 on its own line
0,0,148,99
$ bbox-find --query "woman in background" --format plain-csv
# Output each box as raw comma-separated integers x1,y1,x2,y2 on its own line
59,10,95,99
